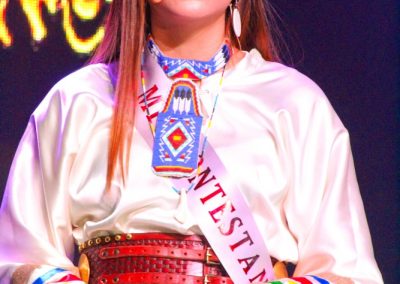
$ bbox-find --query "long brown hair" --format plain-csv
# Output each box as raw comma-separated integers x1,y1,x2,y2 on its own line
90,0,281,190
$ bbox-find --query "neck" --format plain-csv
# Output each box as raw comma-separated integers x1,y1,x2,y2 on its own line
150,12,227,61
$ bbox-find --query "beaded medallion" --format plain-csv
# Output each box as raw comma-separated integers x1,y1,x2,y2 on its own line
151,80,203,177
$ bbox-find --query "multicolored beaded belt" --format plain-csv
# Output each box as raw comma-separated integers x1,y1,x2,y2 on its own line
78,233,236,284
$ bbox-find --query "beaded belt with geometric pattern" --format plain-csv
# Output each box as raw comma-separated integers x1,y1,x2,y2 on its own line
78,233,235,284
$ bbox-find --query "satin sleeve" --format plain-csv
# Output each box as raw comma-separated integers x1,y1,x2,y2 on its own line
280,89,382,283
0,87,80,282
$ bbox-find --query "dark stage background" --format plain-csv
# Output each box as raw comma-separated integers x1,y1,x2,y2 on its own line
0,1,398,283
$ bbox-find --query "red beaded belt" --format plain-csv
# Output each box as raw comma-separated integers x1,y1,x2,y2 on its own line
78,233,234,284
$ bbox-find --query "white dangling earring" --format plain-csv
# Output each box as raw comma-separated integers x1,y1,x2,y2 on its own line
232,0,241,38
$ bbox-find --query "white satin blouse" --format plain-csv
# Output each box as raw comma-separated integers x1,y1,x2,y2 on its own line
0,49,383,283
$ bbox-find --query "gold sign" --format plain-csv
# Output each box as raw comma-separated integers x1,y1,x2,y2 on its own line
0,0,111,54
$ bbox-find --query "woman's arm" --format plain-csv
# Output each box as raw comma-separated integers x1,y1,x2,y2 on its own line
0,90,83,283
281,95,382,283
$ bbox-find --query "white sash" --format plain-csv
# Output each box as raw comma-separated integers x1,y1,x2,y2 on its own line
108,62,275,283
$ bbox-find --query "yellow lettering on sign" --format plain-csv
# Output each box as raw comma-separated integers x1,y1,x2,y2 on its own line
61,0,105,54
71,0,100,19
20,0,58,42
1,0,112,54
0,0,12,47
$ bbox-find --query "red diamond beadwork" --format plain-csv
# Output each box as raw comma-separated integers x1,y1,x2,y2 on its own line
167,127,188,150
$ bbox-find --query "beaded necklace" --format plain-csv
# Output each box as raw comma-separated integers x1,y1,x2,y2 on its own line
141,38,231,179
147,37,231,80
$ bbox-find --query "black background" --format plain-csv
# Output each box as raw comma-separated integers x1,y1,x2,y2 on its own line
0,1,398,282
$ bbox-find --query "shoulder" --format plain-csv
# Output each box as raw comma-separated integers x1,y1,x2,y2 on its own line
31,63,115,136
232,49,336,115
52,63,113,101
227,50,346,134
34,63,114,117
255,50,325,102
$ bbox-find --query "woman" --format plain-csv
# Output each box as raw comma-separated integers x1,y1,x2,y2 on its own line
0,0,383,283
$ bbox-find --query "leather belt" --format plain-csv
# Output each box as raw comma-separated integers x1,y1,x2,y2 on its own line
99,272,232,284
78,233,233,284
98,245,219,264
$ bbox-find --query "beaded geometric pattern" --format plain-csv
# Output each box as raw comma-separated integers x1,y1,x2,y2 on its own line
268,276,331,284
148,38,231,80
152,79,203,177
